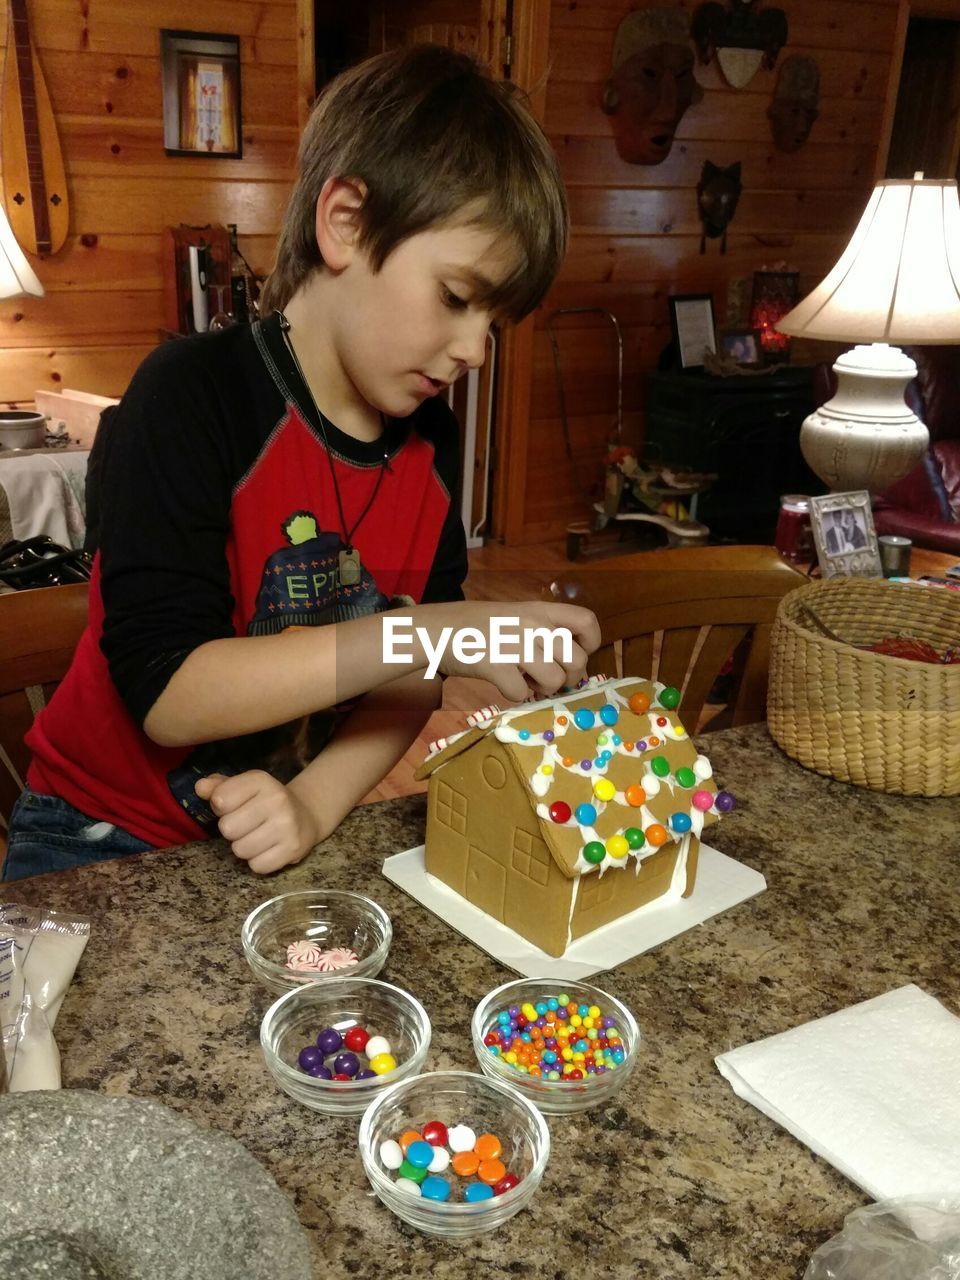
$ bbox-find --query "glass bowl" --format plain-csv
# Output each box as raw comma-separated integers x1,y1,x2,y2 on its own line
358,1070,549,1237
242,889,391,996
260,977,430,1117
471,978,640,1115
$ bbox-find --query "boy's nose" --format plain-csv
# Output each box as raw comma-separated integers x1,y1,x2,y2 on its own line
449,318,490,370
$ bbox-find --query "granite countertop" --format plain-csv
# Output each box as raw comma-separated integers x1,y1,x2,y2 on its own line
7,723,960,1278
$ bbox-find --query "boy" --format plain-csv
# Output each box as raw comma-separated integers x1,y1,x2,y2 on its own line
2,45,599,881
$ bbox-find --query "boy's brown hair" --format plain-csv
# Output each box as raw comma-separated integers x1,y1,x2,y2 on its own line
260,45,567,322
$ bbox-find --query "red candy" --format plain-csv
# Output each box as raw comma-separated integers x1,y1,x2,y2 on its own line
343,1026,370,1053
493,1172,520,1195
333,1073,352,1081
548,800,571,824
421,1119,449,1147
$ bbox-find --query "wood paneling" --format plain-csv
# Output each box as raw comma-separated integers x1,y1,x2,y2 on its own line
0,0,298,408
506,0,903,543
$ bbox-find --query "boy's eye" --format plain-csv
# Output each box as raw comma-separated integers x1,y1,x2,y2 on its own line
442,286,468,310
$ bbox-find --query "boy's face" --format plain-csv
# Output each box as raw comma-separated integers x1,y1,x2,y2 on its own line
334,219,519,418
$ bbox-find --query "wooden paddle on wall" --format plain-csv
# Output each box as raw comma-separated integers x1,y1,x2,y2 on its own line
2,0,68,254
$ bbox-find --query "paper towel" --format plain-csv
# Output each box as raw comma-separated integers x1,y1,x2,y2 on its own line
715,984,960,1202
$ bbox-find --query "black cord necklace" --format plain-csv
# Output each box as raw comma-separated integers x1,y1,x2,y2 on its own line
277,311,388,588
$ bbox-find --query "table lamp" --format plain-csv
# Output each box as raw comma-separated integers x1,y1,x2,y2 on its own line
0,201,43,300
776,174,960,493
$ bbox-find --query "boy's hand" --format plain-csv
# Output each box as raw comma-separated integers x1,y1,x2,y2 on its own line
194,771,320,874
435,600,601,703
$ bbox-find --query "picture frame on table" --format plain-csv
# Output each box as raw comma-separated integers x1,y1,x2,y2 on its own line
809,491,883,579
161,30,242,158
669,294,717,371
719,327,762,368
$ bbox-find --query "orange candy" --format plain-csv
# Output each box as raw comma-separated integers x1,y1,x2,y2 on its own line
478,1158,507,1185
399,1129,422,1153
629,691,650,715
557,715,568,726
645,823,668,847
624,741,635,751
452,1151,480,1177
562,756,574,768
648,735,660,747
625,783,646,807
474,1133,503,1161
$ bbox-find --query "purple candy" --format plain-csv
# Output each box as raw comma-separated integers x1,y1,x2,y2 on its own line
316,1027,342,1055
308,1063,333,1079
508,1005,520,1018
355,1068,376,1080
298,1045,322,1071
333,1051,360,1077
543,730,554,742
716,790,736,813
602,1016,616,1029
580,760,592,771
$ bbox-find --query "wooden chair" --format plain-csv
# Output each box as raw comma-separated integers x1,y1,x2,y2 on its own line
546,544,805,730
0,583,89,831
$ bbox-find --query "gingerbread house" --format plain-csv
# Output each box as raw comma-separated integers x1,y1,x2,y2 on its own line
414,675,735,957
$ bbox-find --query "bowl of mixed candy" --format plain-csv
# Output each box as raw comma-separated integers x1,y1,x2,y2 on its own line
471,977,640,1114
242,889,392,995
260,977,430,1117
358,1070,549,1236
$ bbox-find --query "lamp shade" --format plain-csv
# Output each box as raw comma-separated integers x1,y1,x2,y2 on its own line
0,202,43,299
778,177,960,345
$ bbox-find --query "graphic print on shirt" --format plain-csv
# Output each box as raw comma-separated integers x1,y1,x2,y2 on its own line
166,509,413,832
246,509,394,634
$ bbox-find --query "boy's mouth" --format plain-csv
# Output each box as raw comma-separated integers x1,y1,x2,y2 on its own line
418,373,449,396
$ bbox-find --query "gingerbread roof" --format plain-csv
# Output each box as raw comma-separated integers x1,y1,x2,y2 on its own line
416,675,731,880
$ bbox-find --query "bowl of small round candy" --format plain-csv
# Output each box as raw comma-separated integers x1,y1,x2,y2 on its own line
260,976,430,1117
471,978,640,1115
242,889,392,996
358,1070,549,1237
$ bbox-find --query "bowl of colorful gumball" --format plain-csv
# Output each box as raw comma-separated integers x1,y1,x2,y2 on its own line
358,1070,549,1237
260,977,430,1116
471,977,640,1115
242,889,392,996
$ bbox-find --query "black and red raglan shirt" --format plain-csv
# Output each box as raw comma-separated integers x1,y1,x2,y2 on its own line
26,312,467,847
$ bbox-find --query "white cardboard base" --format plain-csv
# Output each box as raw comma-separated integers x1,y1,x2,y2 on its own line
381,843,766,980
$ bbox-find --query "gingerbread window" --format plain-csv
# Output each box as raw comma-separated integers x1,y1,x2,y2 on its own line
435,780,467,834
511,828,550,886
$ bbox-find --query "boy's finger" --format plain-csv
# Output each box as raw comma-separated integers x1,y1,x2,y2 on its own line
206,770,272,815
194,772,228,798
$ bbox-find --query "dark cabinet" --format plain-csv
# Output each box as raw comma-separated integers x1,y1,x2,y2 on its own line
644,366,824,542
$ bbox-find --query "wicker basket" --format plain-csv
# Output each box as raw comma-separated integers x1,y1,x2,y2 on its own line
768,578,960,797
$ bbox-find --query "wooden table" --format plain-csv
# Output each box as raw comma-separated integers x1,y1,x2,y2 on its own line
6,723,959,1279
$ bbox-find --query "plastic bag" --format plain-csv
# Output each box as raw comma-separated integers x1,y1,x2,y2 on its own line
805,1197,960,1280
0,903,90,1091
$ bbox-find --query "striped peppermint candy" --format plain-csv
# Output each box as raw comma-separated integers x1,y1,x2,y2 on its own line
316,948,359,971
285,939,326,971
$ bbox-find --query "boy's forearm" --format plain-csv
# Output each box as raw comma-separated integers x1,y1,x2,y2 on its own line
286,670,443,841
143,605,448,748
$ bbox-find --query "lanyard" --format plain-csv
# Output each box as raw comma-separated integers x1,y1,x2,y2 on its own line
277,311,389,586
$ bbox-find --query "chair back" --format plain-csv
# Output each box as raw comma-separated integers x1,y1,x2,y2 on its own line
0,582,89,827
547,545,803,730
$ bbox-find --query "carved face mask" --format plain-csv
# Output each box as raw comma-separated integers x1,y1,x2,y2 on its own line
768,54,820,153
697,160,742,252
602,8,703,166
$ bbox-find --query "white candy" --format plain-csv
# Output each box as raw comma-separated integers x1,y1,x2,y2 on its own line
395,1178,422,1196
379,1139,404,1170
365,1035,392,1059
447,1124,476,1153
427,1146,451,1174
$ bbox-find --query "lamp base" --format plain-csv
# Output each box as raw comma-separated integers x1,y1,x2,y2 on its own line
800,343,929,493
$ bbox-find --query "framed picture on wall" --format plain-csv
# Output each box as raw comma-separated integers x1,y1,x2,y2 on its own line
809,491,883,578
161,30,242,158
669,294,717,370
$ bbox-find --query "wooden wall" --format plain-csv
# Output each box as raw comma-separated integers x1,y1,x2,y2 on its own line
0,0,299,407
513,0,902,544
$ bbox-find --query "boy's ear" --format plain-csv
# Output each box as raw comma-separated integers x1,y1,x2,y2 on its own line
314,176,368,271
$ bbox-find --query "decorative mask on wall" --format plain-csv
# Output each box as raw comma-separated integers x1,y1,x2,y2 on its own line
697,160,742,253
691,0,788,88
768,54,820,152
601,6,703,166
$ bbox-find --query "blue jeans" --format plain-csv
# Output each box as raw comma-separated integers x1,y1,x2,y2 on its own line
2,788,153,881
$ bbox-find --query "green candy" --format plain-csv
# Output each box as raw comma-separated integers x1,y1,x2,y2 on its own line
659,686,680,709
675,766,696,788
582,841,606,864
650,755,670,777
398,1159,428,1184
625,827,645,850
